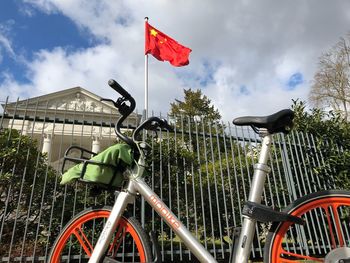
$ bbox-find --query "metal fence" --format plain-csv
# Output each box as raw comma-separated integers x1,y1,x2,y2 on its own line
0,97,343,262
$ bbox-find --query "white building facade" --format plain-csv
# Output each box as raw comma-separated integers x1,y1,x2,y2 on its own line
1,87,141,166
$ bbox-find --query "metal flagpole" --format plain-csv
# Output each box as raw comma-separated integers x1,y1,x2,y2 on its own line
144,17,149,119
141,17,149,228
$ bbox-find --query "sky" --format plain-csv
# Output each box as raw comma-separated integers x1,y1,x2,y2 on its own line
0,0,350,121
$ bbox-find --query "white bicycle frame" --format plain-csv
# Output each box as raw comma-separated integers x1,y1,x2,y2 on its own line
88,133,273,263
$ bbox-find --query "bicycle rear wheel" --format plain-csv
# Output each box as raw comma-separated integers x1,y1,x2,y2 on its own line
264,190,350,262
48,206,152,263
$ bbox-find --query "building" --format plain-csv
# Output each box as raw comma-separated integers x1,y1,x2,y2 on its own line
0,87,141,167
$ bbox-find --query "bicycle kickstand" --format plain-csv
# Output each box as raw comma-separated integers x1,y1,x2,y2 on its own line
149,230,162,263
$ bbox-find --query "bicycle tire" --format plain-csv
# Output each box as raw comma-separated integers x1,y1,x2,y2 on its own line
264,190,350,262
48,206,152,263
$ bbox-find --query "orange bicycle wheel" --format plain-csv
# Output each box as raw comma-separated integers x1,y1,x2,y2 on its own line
264,190,350,263
48,207,152,263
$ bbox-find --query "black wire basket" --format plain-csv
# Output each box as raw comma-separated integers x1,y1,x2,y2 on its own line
61,145,125,190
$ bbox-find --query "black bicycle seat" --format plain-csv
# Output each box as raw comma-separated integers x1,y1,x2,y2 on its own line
232,109,294,134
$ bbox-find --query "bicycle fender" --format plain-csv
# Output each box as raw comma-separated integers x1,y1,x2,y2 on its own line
242,201,304,225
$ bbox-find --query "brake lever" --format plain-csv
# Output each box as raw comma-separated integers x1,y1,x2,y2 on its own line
144,121,159,131
100,98,118,108
160,118,173,132
101,97,132,116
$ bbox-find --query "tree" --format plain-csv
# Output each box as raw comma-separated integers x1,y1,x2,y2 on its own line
292,100,350,189
309,34,350,120
170,89,221,122
0,128,57,257
0,128,118,259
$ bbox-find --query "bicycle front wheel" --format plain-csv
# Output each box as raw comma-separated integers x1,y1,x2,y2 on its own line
48,206,152,263
264,190,350,263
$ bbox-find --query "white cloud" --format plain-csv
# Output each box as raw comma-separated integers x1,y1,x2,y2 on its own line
0,23,16,59
0,72,32,100
2,0,350,122
22,0,57,14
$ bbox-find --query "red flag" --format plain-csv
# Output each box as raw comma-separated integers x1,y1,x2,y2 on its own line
145,22,191,67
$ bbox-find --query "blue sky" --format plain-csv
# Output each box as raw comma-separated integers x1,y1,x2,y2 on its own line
0,1,94,83
1,0,350,121
287,73,303,90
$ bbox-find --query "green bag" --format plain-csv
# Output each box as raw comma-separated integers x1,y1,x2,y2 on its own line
60,143,133,187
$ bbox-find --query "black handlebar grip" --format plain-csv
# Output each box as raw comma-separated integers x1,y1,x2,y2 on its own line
160,118,174,131
108,79,131,99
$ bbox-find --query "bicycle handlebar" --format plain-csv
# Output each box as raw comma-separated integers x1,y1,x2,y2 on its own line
108,79,132,100
132,117,173,142
105,79,172,149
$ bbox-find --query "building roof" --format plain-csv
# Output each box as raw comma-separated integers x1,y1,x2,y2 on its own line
1,86,141,123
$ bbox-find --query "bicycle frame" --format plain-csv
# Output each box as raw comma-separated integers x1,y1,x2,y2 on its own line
88,133,273,263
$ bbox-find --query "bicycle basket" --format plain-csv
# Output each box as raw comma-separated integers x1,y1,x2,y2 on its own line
60,143,133,188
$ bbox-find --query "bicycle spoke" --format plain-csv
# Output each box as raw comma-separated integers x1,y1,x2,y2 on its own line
279,249,323,262
322,204,338,249
331,204,345,246
110,224,127,257
73,226,93,257
322,204,345,249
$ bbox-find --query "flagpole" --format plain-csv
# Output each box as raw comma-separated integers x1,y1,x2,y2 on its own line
144,17,149,119
142,16,149,229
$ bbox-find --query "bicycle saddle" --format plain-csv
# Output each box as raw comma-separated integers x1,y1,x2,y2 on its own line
232,109,294,134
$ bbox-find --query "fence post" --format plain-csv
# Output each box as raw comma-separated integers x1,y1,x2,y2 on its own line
280,133,298,200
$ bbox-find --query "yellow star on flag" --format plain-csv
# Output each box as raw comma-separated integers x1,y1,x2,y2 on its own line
150,29,158,37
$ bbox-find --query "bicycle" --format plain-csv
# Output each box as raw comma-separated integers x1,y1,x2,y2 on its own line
48,79,350,263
